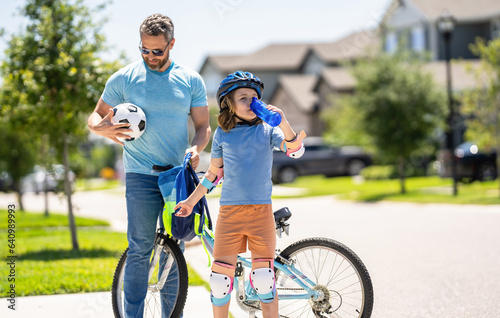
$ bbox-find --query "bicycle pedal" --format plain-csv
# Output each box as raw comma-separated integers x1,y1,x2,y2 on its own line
234,261,243,277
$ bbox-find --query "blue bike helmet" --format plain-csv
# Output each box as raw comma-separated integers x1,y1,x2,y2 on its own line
216,71,264,110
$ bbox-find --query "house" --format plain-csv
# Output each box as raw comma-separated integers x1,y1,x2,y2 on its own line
199,43,310,103
381,0,500,59
199,0,498,137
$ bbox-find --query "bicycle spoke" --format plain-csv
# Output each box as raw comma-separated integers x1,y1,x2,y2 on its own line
112,238,188,318
275,238,372,318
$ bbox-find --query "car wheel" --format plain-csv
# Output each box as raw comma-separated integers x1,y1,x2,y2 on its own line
478,163,497,181
278,167,298,184
345,159,366,176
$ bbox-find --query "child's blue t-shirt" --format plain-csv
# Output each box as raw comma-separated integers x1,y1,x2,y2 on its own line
101,60,207,175
211,124,284,205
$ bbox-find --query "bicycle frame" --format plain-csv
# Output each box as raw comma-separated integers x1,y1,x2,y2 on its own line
116,209,373,318
199,229,323,303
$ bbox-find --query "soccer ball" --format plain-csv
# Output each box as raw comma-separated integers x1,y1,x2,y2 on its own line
111,103,147,142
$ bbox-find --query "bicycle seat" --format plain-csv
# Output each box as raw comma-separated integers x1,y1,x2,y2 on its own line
274,207,291,223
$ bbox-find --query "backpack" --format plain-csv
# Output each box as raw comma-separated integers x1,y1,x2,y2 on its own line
158,152,212,242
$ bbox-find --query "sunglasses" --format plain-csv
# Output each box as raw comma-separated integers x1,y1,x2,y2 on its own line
138,41,170,56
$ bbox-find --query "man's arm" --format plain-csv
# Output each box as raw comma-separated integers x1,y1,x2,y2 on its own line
87,98,132,146
187,106,211,170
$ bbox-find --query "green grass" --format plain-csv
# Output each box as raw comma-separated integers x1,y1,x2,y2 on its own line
277,176,500,205
76,178,122,192
0,210,206,296
0,211,109,229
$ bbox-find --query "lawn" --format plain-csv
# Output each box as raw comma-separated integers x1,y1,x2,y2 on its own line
277,176,500,205
0,210,206,296
1,176,497,297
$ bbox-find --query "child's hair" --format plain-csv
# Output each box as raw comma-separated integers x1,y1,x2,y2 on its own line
217,90,262,132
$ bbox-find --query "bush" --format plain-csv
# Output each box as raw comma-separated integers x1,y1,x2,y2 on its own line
361,165,398,180
362,164,430,180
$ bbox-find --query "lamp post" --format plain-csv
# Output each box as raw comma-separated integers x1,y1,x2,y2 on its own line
437,10,458,196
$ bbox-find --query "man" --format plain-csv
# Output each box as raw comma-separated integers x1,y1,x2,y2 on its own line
88,13,211,317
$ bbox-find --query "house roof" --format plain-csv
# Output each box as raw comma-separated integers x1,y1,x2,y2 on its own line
276,74,318,113
318,67,357,91
315,60,481,92
398,0,500,22
422,60,482,91
311,30,381,64
200,31,381,74
200,43,310,73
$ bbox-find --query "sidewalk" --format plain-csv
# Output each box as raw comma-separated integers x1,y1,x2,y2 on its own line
0,243,250,318
0,191,253,317
0,286,212,318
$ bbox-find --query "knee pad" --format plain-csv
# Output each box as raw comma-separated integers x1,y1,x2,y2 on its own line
250,258,276,304
210,261,235,307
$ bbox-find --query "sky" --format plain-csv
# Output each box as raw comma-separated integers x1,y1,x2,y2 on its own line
0,0,391,72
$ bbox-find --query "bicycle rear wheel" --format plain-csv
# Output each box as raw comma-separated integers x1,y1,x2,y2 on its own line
111,237,188,318
275,237,373,318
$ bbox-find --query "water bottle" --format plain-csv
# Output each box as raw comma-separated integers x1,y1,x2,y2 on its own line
250,97,282,127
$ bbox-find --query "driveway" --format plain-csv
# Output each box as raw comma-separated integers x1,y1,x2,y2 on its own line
1,189,499,317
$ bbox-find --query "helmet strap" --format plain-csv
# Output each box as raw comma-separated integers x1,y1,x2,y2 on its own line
235,114,260,126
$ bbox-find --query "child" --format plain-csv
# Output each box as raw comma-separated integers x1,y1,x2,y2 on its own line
175,71,305,318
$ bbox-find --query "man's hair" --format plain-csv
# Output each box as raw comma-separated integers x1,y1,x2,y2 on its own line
139,14,174,42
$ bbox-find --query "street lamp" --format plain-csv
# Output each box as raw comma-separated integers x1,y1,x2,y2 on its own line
437,10,458,196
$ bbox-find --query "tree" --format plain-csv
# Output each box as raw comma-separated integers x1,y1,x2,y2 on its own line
324,50,446,193
463,37,500,195
0,0,121,250
0,123,38,211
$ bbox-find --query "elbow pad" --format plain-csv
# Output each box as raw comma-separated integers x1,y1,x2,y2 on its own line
201,164,224,193
284,130,306,159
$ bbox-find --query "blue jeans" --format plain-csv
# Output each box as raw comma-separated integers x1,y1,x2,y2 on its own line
124,173,184,318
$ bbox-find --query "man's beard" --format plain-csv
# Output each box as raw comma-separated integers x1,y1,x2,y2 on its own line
143,52,169,71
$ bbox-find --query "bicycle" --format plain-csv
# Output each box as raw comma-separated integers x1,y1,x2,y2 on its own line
111,205,374,318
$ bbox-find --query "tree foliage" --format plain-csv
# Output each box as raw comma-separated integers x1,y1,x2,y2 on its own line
463,38,500,149
463,37,500,194
1,0,120,151
323,50,446,193
0,0,122,249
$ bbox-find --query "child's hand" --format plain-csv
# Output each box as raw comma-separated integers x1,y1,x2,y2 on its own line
174,201,194,217
266,104,286,121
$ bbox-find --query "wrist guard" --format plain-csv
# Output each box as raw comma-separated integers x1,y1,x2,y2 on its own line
284,130,306,158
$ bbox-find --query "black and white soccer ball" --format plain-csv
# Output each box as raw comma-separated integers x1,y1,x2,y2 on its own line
111,103,146,142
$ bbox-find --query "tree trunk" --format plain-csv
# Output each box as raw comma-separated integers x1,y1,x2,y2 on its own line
15,187,24,212
496,93,500,198
43,175,50,217
63,134,79,250
398,156,406,194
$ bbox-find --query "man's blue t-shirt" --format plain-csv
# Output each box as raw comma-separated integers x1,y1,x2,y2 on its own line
101,60,207,175
211,124,284,206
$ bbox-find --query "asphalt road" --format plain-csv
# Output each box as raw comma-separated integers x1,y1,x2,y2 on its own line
1,188,500,317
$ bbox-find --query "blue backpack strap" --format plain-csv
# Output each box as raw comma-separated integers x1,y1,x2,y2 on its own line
186,162,213,232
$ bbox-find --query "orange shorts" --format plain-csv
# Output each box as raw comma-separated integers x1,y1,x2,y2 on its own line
213,204,276,259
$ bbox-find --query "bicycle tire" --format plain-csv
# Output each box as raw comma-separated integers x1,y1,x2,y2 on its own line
111,238,189,318
275,237,374,318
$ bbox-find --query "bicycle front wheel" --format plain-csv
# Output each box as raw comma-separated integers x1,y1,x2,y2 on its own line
275,237,374,318
111,238,189,318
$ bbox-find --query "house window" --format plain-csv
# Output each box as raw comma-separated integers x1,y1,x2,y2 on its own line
492,18,500,39
411,26,426,52
385,31,397,53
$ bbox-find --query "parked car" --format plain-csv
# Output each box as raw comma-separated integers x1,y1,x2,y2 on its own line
21,165,75,194
438,142,497,182
0,172,14,192
272,137,373,183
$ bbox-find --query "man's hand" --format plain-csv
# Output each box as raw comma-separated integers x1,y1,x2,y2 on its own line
186,146,200,170
91,109,133,146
